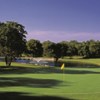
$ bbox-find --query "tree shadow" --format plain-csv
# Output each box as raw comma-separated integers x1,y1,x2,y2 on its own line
0,77,62,88
0,92,75,100
48,68,100,74
0,66,100,75
63,69,100,74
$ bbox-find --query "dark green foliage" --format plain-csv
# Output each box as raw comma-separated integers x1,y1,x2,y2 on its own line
26,39,43,57
42,41,55,57
0,21,27,66
78,40,100,58
57,41,68,58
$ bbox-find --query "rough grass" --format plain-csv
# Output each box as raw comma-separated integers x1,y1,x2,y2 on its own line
0,60,100,100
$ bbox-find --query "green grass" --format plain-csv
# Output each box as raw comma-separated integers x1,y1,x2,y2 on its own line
0,61,100,100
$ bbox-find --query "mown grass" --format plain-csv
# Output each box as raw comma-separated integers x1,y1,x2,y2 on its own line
0,60,100,100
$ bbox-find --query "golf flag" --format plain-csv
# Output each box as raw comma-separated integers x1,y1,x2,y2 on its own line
61,63,65,70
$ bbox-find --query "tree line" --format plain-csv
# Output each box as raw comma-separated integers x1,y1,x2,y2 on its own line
0,21,100,66
26,39,100,59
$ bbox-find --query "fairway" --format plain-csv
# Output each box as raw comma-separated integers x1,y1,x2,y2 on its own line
0,62,100,100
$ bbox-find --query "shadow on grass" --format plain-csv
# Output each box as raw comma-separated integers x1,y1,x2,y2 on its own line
0,77,62,88
0,92,75,100
63,69,100,74
0,65,100,74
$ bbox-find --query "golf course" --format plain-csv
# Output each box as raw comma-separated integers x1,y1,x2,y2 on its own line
0,0,100,99
0,58,100,100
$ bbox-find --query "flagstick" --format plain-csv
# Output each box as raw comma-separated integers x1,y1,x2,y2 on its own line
62,69,64,81
61,63,65,81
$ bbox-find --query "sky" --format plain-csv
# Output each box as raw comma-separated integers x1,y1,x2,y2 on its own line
0,0,100,42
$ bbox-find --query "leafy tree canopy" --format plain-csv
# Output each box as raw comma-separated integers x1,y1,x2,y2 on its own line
0,21,27,66
26,39,43,57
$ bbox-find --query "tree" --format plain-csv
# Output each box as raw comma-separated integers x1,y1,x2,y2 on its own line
78,42,90,58
95,41,100,57
88,40,100,58
42,41,56,63
42,41,63,66
53,43,62,66
0,21,27,66
66,41,79,58
58,41,68,58
42,40,55,57
26,39,43,57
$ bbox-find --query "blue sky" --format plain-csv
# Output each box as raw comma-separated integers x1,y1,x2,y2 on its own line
0,0,100,42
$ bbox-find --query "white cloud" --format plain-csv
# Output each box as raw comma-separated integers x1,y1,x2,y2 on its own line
26,30,100,42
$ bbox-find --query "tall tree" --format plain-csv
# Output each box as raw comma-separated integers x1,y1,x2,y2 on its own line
53,43,62,66
66,41,78,58
78,42,90,58
58,41,68,58
0,21,27,66
42,40,55,57
88,40,100,58
42,41,63,66
26,39,43,57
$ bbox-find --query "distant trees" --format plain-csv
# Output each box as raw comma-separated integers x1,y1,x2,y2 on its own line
58,41,68,58
78,42,90,58
67,41,78,58
53,43,62,66
0,21,27,66
78,40,100,58
42,41,55,57
26,39,43,57
42,41,61,66
88,40,100,58
42,40,100,59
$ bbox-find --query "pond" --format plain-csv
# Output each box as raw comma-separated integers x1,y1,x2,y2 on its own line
15,58,54,67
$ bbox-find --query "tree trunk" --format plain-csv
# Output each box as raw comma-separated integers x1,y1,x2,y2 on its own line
5,54,12,67
54,57,59,67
